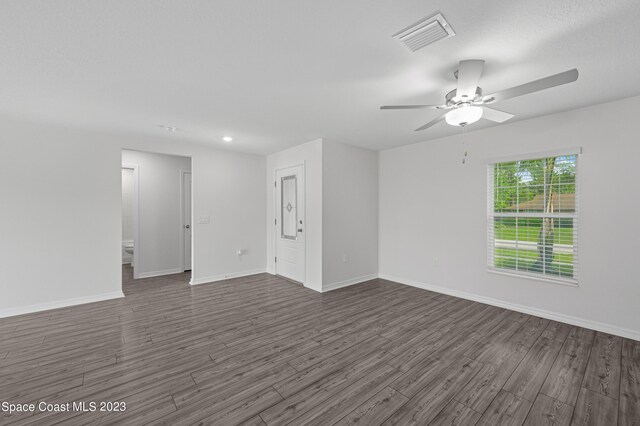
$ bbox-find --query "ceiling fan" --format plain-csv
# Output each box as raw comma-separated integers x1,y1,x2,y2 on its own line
381,60,579,131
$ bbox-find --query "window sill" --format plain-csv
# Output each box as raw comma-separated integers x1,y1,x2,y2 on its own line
487,268,578,287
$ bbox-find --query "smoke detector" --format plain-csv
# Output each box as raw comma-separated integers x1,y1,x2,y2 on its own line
157,124,181,133
393,12,455,52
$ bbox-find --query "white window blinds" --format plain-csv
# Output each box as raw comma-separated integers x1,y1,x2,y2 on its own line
487,151,579,284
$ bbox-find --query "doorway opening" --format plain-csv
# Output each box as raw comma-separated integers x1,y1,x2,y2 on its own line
121,150,192,284
121,164,139,277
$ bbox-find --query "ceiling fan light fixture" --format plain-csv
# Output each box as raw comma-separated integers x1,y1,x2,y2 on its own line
445,105,483,126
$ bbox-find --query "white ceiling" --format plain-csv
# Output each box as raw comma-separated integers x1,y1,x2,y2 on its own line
1,0,639,155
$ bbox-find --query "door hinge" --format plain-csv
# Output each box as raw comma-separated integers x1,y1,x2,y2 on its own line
274,181,276,187
274,218,277,226
274,257,277,263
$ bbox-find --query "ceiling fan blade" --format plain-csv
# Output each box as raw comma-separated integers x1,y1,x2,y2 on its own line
380,105,440,110
482,107,514,123
456,60,485,100
414,114,446,131
484,68,578,103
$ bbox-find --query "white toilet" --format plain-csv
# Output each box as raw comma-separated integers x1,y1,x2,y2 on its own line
123,241,134,266
123,242,134,255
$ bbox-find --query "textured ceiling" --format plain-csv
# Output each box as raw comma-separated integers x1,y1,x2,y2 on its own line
1,0,639,154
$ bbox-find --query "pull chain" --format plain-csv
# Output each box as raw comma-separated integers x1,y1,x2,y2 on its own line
461,125,468,164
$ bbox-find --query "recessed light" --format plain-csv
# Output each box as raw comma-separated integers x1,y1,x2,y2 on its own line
222,136,233,142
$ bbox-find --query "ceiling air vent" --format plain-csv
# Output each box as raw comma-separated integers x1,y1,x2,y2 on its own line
393,12,455,52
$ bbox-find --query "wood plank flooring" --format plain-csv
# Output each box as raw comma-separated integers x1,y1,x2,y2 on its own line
0,265,637,425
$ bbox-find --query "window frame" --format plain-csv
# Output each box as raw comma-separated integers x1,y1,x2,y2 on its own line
487,148,581,286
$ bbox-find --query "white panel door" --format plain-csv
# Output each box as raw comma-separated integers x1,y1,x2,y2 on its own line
183,172,192,272
275,165,305,283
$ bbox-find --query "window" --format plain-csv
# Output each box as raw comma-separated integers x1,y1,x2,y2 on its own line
281,175,298,240
488,150,579,284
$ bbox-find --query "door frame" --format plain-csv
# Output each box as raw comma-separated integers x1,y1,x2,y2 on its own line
122,164,140,279
180,169,193,272
273,163,306,284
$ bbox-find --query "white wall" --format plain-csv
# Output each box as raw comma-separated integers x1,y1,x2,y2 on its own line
322,140,378,290
266,139,323,291
121,168,134,242
0,117,266,316
379,95,640,339
0,122,123,314
122,150,190,277
193,145,266,284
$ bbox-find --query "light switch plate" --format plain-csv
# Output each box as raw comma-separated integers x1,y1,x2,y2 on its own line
198,216,210,224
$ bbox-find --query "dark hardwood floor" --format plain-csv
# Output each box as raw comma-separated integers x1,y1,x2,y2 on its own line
0,265,638,425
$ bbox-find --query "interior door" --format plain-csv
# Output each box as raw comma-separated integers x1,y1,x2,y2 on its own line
183,172,192,272
275,165,305,283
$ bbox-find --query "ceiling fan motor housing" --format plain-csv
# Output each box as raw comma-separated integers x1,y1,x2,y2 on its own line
446,87,483,106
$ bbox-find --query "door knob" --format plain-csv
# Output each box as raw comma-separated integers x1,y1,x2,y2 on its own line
185,225,190,229
298,228,303,232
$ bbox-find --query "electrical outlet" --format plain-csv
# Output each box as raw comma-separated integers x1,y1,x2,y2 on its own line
433,256,439,267
343,254,348,263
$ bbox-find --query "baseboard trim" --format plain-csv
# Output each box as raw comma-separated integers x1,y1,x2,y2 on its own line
378,272,640,341
322,274,379,292
0,291,125,319
138,268,183,279
190,268,268,286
